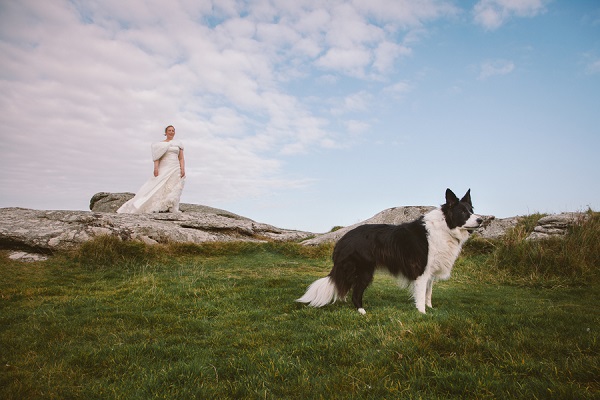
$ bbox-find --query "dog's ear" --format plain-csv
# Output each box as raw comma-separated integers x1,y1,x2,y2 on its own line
445,188,459,207
460,189,472,206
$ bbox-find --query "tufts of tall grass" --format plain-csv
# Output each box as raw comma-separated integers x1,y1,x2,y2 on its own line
74,209,598,285
466,211,600,285
164,240,334,260
71,236,334,271
73,235,161,270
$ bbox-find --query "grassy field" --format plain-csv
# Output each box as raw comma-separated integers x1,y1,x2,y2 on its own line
1,214,599,399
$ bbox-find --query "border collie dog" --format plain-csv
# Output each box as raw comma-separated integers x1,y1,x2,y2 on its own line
297,189,482,315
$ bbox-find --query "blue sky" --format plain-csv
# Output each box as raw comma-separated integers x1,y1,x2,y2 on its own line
1,0,599,232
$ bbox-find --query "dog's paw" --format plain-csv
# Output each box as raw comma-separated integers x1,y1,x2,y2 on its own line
358,308,366,315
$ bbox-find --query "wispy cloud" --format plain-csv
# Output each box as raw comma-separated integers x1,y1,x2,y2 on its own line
585,59,600,75
345,120,371,135
473,0,547,30
478,59,515,80
383,81,412,98
330,91,372,116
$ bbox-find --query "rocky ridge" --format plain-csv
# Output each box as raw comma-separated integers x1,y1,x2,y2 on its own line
302,206,517,246
0,192,589,261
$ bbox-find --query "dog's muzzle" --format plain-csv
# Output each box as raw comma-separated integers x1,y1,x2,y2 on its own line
466,216,484,231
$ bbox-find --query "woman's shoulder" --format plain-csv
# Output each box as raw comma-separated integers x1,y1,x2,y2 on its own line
152,139,183,149
151,141,170,160
152,141,172,149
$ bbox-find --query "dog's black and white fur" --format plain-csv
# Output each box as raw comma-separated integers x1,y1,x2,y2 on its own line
297,189,482,314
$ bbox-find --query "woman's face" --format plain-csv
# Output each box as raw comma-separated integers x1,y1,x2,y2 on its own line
165,126,175,139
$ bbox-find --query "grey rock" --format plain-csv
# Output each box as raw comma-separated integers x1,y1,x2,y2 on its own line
526,212,589,240
302,206,436,245
89,192,245,219
301,206,578,246
89,192,134,212
472,216,520,240
0,206,313,253
8,251,49,262
1,192,590,258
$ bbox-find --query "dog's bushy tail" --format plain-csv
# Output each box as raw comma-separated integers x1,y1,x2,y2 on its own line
296,277,338,307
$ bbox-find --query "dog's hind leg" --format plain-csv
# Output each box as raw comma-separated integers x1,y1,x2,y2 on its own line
351,267,375,315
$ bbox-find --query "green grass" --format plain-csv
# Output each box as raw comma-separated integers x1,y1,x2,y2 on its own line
1,215,599,399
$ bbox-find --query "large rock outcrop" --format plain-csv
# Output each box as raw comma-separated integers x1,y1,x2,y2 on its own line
89,192,245,218
0,206,313,254
302,206,436,245
1,192,591,262
301,206,513,245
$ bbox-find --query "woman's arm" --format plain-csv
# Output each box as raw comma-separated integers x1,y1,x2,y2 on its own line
154,160,160,177
179,149,186,178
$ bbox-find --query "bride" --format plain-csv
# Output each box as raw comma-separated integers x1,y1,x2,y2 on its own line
117,125,186,214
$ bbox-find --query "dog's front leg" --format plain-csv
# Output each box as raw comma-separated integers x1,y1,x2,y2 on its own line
412,274,429,314
425,278,434,309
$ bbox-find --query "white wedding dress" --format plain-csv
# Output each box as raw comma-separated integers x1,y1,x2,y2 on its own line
117,140,185,214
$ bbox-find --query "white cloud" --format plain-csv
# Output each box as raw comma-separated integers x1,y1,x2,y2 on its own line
373,41,412,74
478,59,515,80
345,120,370,135
325,3,384,49
473,0,547,30
353,0,459,27
315,46,373,77
330,91,372,116
585,59,600,75
384,81,412,97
